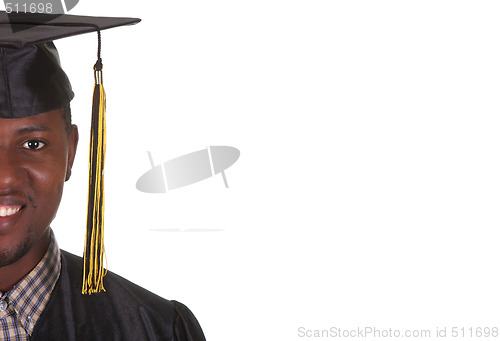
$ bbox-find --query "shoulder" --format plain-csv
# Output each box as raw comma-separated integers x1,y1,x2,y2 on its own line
61,251,163,302
61,250,194,317
62,250,173,311
33,250,206,341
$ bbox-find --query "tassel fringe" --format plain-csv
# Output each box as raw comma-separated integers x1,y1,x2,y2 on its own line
82,66,107,294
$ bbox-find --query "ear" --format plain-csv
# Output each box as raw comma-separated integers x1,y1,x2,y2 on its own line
65,124,79,181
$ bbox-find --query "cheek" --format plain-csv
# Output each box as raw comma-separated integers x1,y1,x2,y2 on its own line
24,158,68,209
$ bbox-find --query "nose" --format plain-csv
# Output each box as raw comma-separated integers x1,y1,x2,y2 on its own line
0,150,25,191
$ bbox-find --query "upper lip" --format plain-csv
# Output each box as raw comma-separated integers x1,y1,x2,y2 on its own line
0,197,27,208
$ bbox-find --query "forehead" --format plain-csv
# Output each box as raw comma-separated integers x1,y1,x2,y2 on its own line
0,109,66,133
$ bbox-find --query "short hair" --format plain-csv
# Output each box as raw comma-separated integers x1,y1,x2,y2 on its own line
62,104,72,136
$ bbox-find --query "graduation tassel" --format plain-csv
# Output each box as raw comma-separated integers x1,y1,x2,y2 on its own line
82,37,108,294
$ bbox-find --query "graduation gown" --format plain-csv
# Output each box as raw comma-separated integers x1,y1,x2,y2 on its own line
31,251,206,341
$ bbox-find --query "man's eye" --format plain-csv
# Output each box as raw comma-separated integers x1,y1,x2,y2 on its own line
22,140,45,150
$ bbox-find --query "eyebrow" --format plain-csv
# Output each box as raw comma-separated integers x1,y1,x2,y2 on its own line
15,125,51,135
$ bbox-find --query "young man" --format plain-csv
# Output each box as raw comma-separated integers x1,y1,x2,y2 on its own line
0,12,206,340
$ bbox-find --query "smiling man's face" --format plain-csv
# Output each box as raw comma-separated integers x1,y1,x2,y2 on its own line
0,109,78,268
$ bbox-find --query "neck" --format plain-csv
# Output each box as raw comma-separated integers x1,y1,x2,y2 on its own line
0,229,51,293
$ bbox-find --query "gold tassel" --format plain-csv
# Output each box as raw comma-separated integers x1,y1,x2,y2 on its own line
82,61,107,294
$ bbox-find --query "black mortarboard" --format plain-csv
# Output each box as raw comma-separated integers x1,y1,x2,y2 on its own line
0,12,139,117
0,11,140,294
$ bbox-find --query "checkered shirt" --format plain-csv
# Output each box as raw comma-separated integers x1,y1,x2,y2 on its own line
0,230,61,340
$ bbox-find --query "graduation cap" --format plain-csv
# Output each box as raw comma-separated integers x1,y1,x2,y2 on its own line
0,11,140,294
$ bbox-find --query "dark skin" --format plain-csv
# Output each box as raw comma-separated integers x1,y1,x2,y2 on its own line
0,109,78,292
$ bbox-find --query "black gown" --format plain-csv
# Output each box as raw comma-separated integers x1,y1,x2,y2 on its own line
31,251,206,341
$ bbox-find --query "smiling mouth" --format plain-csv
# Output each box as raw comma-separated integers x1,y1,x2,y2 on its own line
0,206,22,217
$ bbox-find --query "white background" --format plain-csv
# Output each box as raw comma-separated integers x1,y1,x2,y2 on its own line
6,1,500,340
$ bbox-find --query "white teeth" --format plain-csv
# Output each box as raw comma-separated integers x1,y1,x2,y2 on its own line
0,206,21,217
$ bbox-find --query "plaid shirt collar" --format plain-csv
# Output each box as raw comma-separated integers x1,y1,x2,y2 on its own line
0,229,61,337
